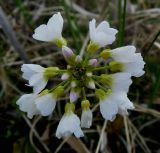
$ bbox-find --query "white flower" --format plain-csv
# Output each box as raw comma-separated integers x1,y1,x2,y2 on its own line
89,19,118,47
35,93,56,116
21,64,47,93
56,112,84,138
110,46,145,77
81,109,93,128
100,72,132,92
32,12,63,42
16,93,39,119
100,92,134,121
17,92,57,118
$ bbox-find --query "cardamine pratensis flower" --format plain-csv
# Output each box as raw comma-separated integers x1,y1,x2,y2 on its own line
16,12,145,139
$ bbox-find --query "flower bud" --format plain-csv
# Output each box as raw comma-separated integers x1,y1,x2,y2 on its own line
87,79,95,89
61,72,70,80
70,89,79,102
86,72,92,77
88,59,98,67
75,55,82,63
71,80,77,88
62,46,76,64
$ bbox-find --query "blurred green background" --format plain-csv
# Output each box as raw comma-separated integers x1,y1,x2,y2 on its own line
0,0,160,153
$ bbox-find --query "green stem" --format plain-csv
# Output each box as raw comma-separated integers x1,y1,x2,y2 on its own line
93,65,109,71
82,87,86,100
49,81,67,92
94,81,108,92
56,69,67,73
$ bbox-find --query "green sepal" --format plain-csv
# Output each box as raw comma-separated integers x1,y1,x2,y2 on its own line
108,61,123,72
81,100,90,109
38,89,49,97
52,86,65,99
65,102,75,113
100,49,111,60
87,41,99,54
54,37,67,48
44,67,59,80
95,89,106,100
99,74,113,87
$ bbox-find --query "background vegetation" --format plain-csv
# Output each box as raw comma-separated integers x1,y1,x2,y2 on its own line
0,0,160,153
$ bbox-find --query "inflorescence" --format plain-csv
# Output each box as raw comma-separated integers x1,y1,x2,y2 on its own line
16,12,145,139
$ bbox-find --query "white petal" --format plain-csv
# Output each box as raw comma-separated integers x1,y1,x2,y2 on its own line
123,57,145,77
33,24,51,41
74,127,84,138
89,19,96,41
111,72,132,92
116,92,134,115
118,100,134,115
29,73,47,93
16,94,39,118
100,94,118,121
81,109,93,128
96,21,109,31
100,92,134,121
22,64,44,72
35,94,56,116
47,12,63,39
93,32,116,47
33,12,63,42
56,113,84,139
21,64,44,80
111,46,136,62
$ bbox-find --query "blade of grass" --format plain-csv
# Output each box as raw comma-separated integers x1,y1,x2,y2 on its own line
0,7,30,63
143,30,160,57
117,0,127,47
61,0,82,51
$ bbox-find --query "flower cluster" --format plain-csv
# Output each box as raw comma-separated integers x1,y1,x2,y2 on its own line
16,12,145,138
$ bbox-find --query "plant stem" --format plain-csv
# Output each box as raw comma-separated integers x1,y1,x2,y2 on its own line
49,81,67,92
93,65,109,71
95,81,108,92
82,87,86,100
